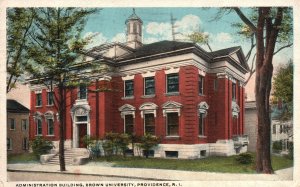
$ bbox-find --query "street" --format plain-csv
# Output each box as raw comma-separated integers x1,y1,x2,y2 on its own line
8,171,143,181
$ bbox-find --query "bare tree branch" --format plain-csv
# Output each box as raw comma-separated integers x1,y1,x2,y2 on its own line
243,53,256,86
273,43,293,55
233,8,257,33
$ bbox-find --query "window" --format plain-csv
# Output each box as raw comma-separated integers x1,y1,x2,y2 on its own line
199,75,204,95
47,119,54,135
7,138,12,150
144,113,155,135
144,77,155,95
76,116,88,122
166,112,179,136
124,115,134,134
165,151,178,158
21,119,27,131
8,118,15,130
200,150,207,157
280,125,283,134
47,92,54,105
232,82,236,100
125,80,134,97
273,125,276,134
36,119,42,135
36,93,42,106
23,138,29,150
167,74,179,93
78,85,87,99
199,113,205,136
133,22,137,33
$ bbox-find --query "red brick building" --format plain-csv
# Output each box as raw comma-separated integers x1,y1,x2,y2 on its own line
29,10,249,158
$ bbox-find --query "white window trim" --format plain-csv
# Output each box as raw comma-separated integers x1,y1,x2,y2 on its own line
119,104,136,119
162,101,182,117
198,69,206,77
35,93,43,107
122,75,135,81
164,67,179,74
198,102,209,137
142,71,156,78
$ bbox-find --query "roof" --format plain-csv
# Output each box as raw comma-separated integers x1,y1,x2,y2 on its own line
7,99,30,113
119,40,195,61
125,9,142,24
209,46,241,58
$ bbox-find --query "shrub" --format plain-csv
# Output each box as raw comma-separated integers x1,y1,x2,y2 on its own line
272,141,282,153
30,136,53,159
139,134,160,158
236,153,253,164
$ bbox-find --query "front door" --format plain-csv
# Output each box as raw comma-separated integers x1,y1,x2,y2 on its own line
78,124,87,148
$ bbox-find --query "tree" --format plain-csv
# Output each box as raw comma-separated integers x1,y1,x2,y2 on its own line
234,8,292,173
25,8,97,171
6,8,35,93
272,60,293,106
188,31,213,52
212,7,292,173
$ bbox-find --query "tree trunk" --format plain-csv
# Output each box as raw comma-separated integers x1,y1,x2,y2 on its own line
255,7,283,173
58,84,66,171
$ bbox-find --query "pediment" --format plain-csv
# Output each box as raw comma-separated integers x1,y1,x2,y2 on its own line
198,101,209,110
119,104,136,111
139,102,158,110
162,101,182,109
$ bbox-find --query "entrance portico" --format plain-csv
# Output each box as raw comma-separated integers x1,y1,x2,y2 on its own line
71,101,91,148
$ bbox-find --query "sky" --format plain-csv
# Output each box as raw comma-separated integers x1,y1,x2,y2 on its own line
81,7,293,101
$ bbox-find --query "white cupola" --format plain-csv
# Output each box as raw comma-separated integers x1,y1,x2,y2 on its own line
125,8,143,49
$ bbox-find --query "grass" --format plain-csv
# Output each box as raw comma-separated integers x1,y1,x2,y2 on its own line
93,152,293,174
7,153,39,164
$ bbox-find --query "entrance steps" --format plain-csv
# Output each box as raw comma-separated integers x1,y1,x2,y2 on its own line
41,148,90,165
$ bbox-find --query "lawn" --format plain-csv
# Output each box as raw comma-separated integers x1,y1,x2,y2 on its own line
7,153,39,164
93,153,293,173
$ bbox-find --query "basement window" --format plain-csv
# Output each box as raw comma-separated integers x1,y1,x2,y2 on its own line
200,150,206,157
143,150,155,157
165,151,178,158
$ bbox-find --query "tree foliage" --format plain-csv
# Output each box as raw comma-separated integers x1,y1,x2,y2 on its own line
272,60,293,104
24,8,97,171
6,8,35,93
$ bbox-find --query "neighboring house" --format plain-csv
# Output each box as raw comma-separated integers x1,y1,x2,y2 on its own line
7,99,30,154
271,102,293,154
28,10,249,159
244,100,257,152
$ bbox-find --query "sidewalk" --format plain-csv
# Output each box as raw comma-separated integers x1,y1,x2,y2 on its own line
7,162,293,181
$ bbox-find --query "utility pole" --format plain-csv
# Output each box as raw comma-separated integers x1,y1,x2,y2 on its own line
170,13,178,41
